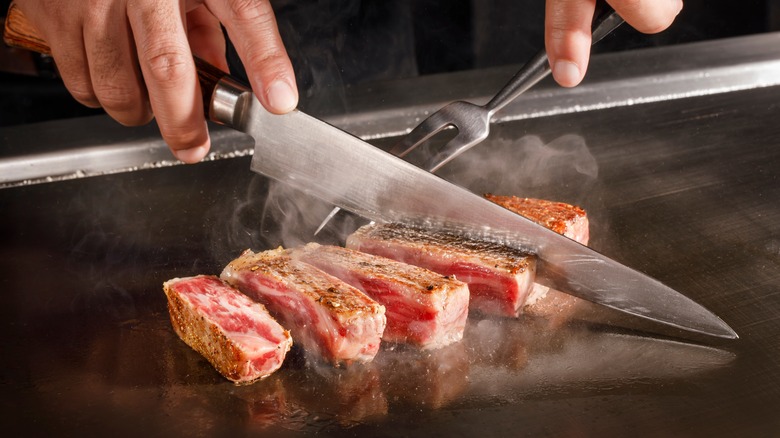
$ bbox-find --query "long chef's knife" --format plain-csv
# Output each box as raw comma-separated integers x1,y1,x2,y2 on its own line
4,5,737,339
224,83,736,340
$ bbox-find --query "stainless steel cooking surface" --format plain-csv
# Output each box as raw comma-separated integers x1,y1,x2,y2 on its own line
1,35,779,436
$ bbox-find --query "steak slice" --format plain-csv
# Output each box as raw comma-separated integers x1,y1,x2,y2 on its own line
292,243,470,349
346,224,536,317
483,195,589,245
163,275,292,385
221,248,386,365
485,194,590,321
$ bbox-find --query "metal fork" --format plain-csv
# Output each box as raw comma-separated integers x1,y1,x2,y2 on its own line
391,6,624,172
314,5,624,235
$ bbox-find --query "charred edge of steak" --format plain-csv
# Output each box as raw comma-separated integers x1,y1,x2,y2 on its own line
293,243,471,348
348,223,535,275
224,247,384,318
295,243,467,297
163,277,292,385
484,194,586,236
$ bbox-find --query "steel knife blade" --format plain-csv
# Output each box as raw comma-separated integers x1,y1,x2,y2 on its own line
206,73,737,340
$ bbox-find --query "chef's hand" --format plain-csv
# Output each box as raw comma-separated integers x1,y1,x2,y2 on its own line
546,0,683,87
15,0,298,163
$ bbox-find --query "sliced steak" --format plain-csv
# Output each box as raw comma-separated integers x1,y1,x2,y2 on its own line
346,224,536,318
163,275,292,385
292,243,470,349
221,248,386,365
485,194,590,322
484,194,589,245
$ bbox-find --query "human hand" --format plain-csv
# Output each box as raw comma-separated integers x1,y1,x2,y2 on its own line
14,0,298,163
545,0,683,87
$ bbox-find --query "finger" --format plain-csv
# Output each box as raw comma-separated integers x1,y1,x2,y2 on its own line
186,5,229,72
546,0,596,87
83,2,152,126
17,2,100,108
609,0,683,34
206,0,298,114
128,0,209,163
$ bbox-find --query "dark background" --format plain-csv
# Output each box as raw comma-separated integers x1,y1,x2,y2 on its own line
1,0,778,126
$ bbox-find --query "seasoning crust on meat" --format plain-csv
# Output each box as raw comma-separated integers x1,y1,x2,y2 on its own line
347,223,537,317
163,275,292,385
293,243,470,349
484,194,589,245
350,223,535,275
485,194,591,322
221,247,386,365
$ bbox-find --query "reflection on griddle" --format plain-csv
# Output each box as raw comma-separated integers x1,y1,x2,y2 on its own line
285,363,388,428
15,301,735,434
376,342,470,409
464,315,578,371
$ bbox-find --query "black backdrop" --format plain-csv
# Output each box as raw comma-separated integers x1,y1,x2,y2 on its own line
1,0,777,125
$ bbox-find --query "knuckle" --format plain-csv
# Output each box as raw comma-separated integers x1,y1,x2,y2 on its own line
93,83,150,125
547,24,567,44
163,127,206,150
228,0,274,24
141,45,192,85
67,81,100,108
547,23,589,46
244,45,288,73
94,83,135,110
619,0,644,10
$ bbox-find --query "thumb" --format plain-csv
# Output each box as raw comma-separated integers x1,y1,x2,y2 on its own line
206,0,298,114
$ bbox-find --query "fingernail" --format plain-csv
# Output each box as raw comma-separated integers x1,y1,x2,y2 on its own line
266,80,297,113
173,145,208,164
552,61,582,87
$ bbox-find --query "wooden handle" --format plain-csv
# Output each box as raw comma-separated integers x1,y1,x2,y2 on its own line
194,57,230,117
3,1,232,118
3,3,51,54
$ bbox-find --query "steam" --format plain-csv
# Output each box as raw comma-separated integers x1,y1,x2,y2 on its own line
258,180,365,249
439,134,600,207
437,132,612,250
207,173,366,265
208,133,602,265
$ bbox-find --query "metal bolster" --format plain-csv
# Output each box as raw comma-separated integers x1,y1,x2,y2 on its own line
211,76,252,129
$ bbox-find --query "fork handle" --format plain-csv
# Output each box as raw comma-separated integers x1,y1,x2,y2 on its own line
484,2,624,115
484,50,550,115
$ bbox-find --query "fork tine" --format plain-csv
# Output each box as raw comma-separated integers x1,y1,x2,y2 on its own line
388,111,454,158
424,132,483,173
314,111,456,236
313,206,341,236
315,110,455,236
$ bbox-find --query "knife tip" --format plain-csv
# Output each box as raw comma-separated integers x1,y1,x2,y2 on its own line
699,319,739,340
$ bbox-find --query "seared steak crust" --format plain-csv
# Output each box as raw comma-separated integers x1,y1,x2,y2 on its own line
347,223,536,317
484,194,589,245
163,275,292,384
221,248,386,365
485,194,591,322
293,243,470,349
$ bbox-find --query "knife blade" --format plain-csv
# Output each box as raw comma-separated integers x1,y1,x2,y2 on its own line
4,4,737,339
205,72,736,340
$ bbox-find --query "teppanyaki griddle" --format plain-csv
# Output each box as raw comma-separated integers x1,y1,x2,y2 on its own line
1,34,779,437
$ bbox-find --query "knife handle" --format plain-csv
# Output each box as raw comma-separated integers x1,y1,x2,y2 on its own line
3,3,49,55
3,2,239,124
